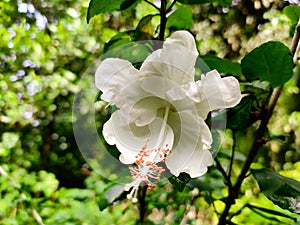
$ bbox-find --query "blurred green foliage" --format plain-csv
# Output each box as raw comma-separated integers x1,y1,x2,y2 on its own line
1,0,300,224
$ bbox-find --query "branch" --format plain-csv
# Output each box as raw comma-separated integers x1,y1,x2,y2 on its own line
228,132,237,178
291,18,300,64
166,0,177,14
215,158,231,187
159,0,167,41
218,19,300,225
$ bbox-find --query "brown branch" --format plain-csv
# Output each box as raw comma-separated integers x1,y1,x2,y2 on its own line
218,19,300,225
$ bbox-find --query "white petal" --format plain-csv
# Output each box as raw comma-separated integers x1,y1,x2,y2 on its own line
196,70,242,110
129,107,157,127
164,31,198,56
95,58,139,104
140,31,198,85
167,81,201,102
102,117,116,145
115,79,168,126
103,110,174,164
165,110,213,178
139,76,179,100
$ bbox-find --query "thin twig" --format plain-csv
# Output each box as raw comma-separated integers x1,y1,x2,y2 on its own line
291,18,300,63
166,0,177,14
215,158,231,187
227,132,236,178
144,0,160,11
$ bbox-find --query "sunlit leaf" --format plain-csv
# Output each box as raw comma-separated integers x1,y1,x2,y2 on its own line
103,31,135,53
166,6,193,30
241,41,293,88
136,14,158,38
246,204,297,222
283,6,300,36
252,168,300,214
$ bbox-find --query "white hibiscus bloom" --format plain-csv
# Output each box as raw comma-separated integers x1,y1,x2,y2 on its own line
95,31,242,200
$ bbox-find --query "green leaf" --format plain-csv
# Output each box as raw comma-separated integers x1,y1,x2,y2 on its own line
210,129,222,157
283,6,300,37
103,31,135,54
201,54,242,75
284,6,300,23
241,41,293,88
87,0,140,23
135,14,158,39
226,95,256,130
246,204,297,222
168,172,191,192
177,0,231,7
217,149,246,162
166,6,193,30
252,168,300,214
120,0,140,10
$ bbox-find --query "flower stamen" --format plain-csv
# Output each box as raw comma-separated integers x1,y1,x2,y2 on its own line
125,105,173,202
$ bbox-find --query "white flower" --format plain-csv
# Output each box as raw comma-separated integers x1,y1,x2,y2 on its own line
95,31,242,198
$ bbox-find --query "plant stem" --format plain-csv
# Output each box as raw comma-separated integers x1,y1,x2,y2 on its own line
159,0,167,41
218,20,300,225
136,2,169,223
137,186,148,224
228,132,236,178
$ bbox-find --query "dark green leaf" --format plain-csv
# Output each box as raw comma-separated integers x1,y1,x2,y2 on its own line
195,57,211,77
252,168,300,214
201,54,242,75
217,149,246,162
120,0,140,10
87,0,140,23
168,172,191,192
95,91,102,102
226,95,256,130
98,197,110,211
187,179,214,192
166,6,193,30
241,41,293,88
177,0,231,7
87,0,123,23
